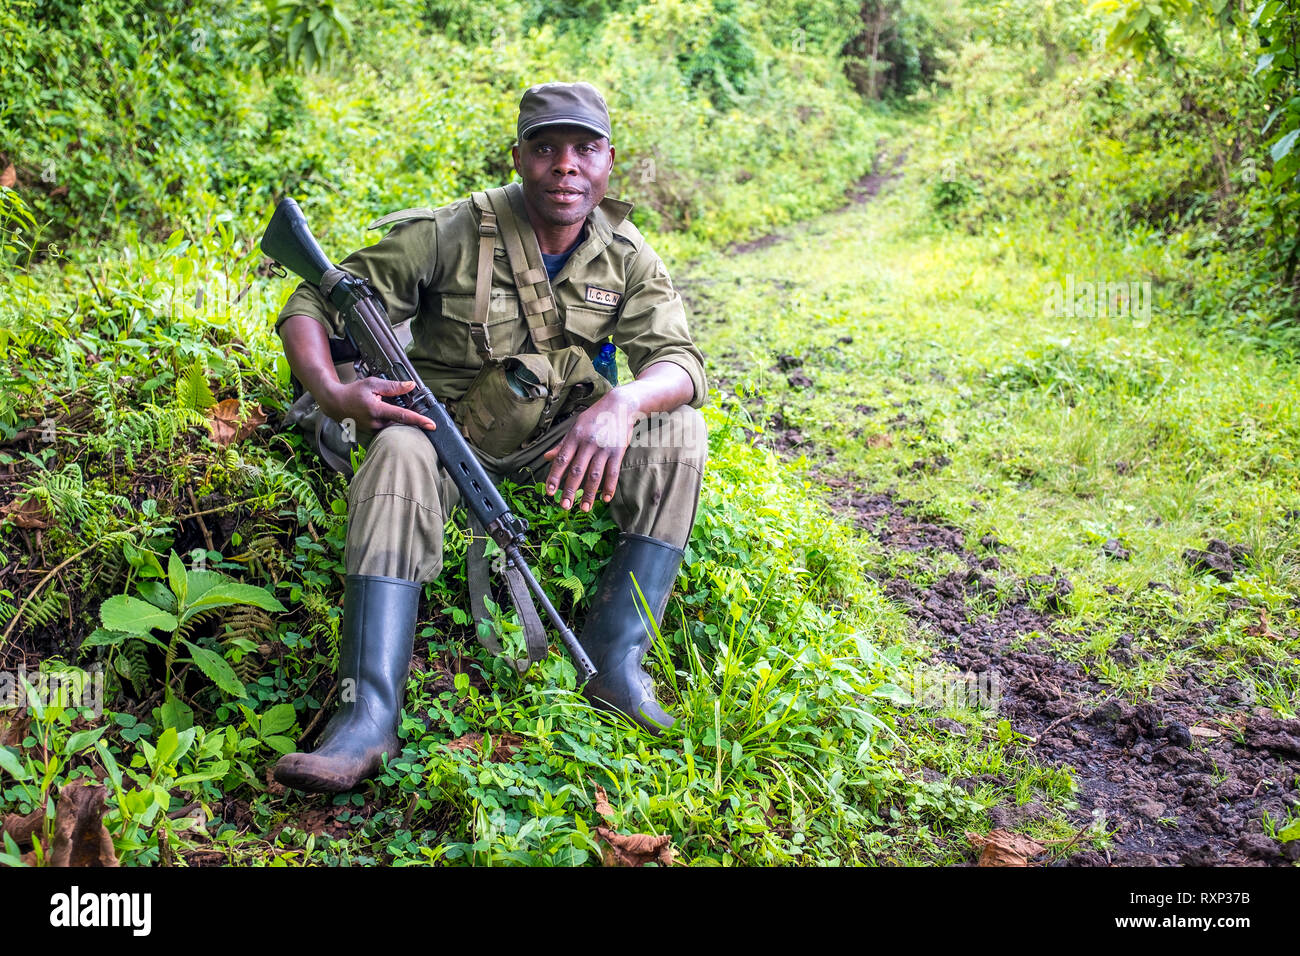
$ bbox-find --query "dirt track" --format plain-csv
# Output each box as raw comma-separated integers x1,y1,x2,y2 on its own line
821,478,1300,866
700,161,1300,865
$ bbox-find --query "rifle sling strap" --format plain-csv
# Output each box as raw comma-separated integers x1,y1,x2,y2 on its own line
461,189,567,669
467,511,549,672
319,267,349,302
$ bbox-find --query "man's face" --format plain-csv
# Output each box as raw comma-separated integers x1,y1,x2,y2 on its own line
512,125,615,229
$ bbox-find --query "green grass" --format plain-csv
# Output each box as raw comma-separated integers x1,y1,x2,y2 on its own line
5,1,1296,868
690,141,1300,717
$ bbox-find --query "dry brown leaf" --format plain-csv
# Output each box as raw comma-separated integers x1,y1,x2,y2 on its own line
1189,725,1221,740
48,783,118,867
866,433,893,449
2,807,44,849
446,733,483,753
445,731,523,763
594,826,675,867
0,495,51,529
967,829,1046,867
0,164,15,189
0,713,29,748
206,399,267,448
1244,609,1278,640
593,786,615,823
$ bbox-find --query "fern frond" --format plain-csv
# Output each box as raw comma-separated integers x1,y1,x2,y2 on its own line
175,360,217,412
223,602,271,686
300,589,341,666
81,535,128,593
175,606,222,648
234,654,259,684
23,589,68,631
276,471,326,521
20,463,90,526
555,574,585,603
222,605,272,646
122,639,151,696
164,633,180,678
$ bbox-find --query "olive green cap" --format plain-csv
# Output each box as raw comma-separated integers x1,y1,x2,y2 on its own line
517,81,612,142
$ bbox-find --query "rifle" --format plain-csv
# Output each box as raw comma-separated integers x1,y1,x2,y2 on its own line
260,197,598,681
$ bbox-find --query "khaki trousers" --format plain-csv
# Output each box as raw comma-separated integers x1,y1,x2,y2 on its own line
345,406,708,581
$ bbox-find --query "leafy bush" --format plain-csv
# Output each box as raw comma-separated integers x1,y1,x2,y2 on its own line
0,0,1012,867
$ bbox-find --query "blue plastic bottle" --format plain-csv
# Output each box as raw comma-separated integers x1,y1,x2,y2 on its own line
594,341,618,386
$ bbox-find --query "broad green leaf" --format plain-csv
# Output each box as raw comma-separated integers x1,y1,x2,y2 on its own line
154,726,180,768
99,595,177,636
1,833,26,867
180,581,286,623
289,20,307,62
64,726,107,755
172,727,197,766
157,695,194,732
183,569,236,605
138,581,177,613
174,761,230,787
80,627,132,650
1253,52,1275,77
0,746,30,781
1271,128,1299,163
138,549,166,579
182,640,245,697
19,678,44,721
264,734,296,754
95,740,122,791
259,703,297,736
870,683,914,705
168,551,187,605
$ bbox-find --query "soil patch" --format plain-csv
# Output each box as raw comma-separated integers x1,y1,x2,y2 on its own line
840,151,906,207
722,149,906,256
821,476,1298,866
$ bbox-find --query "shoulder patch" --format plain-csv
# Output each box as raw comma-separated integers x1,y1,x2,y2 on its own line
366,207,438,231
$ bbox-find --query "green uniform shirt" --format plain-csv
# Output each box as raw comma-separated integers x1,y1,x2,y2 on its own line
275,183,708,409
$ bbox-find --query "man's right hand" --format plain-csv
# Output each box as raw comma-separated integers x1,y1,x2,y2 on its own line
320,377,436,432
279,313,435,433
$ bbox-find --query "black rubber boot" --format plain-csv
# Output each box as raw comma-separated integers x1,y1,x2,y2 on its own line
274,574,420,793
579,533,683,735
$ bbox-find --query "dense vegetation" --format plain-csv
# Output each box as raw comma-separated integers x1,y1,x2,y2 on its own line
1,0,1296,866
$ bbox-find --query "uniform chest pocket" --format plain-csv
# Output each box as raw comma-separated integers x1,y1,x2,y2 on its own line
430,292,530,368
563,305,618,350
